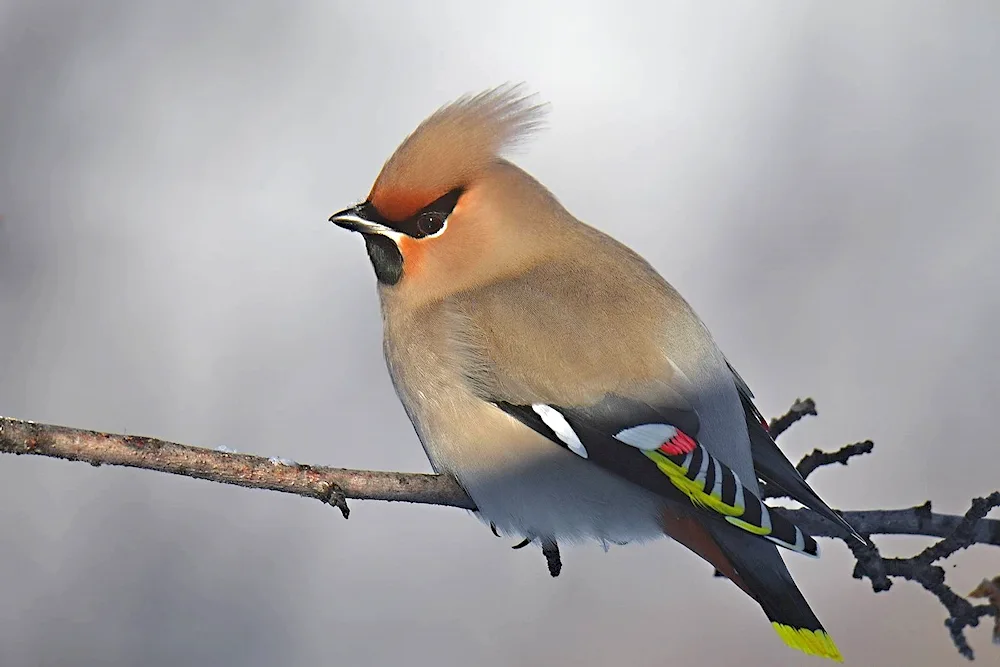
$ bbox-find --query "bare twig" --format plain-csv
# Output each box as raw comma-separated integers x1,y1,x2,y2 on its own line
796,440,875,478
768,397,817,437
968,578,1000,645
761,440,875,501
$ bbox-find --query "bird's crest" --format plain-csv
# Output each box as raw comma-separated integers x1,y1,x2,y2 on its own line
369,84,547,221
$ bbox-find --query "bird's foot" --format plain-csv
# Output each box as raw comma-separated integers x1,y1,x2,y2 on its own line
541,539,561,577
490,526,561,576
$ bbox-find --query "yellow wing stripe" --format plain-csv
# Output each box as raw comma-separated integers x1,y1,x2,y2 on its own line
773,623,844,662
726,516,771,535
644,450,748,519
642,435,822,556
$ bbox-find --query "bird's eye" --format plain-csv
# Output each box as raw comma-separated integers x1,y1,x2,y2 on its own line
416,211,446,236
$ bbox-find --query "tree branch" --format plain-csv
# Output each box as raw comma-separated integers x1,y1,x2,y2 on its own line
0,416,475,515
2,404,998,659
852,494,1000,660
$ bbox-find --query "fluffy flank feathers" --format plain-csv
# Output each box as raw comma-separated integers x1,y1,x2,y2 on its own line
369,83,547,220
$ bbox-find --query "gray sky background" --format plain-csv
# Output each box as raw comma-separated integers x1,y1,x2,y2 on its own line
1,2,998,665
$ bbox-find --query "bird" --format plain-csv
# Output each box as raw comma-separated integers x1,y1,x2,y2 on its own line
328,84,867,661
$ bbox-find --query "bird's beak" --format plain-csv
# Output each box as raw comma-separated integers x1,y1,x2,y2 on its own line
329,205,382,234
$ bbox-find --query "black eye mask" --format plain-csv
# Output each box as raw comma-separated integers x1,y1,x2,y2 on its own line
355,187,465,286
357,187,464,238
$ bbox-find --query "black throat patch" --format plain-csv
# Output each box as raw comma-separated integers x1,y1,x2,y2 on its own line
363,233,404,285
351,186,465,286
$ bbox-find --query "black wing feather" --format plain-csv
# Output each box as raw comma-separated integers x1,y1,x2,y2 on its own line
726,360,870,546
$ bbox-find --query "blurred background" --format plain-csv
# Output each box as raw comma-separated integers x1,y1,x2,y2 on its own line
1,2,998,665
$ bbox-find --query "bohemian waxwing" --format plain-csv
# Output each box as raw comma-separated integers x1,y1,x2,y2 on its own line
328,84,867,662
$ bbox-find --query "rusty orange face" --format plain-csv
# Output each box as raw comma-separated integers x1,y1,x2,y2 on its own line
328,187,465,287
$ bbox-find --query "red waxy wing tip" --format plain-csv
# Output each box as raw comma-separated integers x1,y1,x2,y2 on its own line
659,430,697,456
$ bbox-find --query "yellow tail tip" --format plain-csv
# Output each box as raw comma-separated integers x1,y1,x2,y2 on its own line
772,623,844,662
